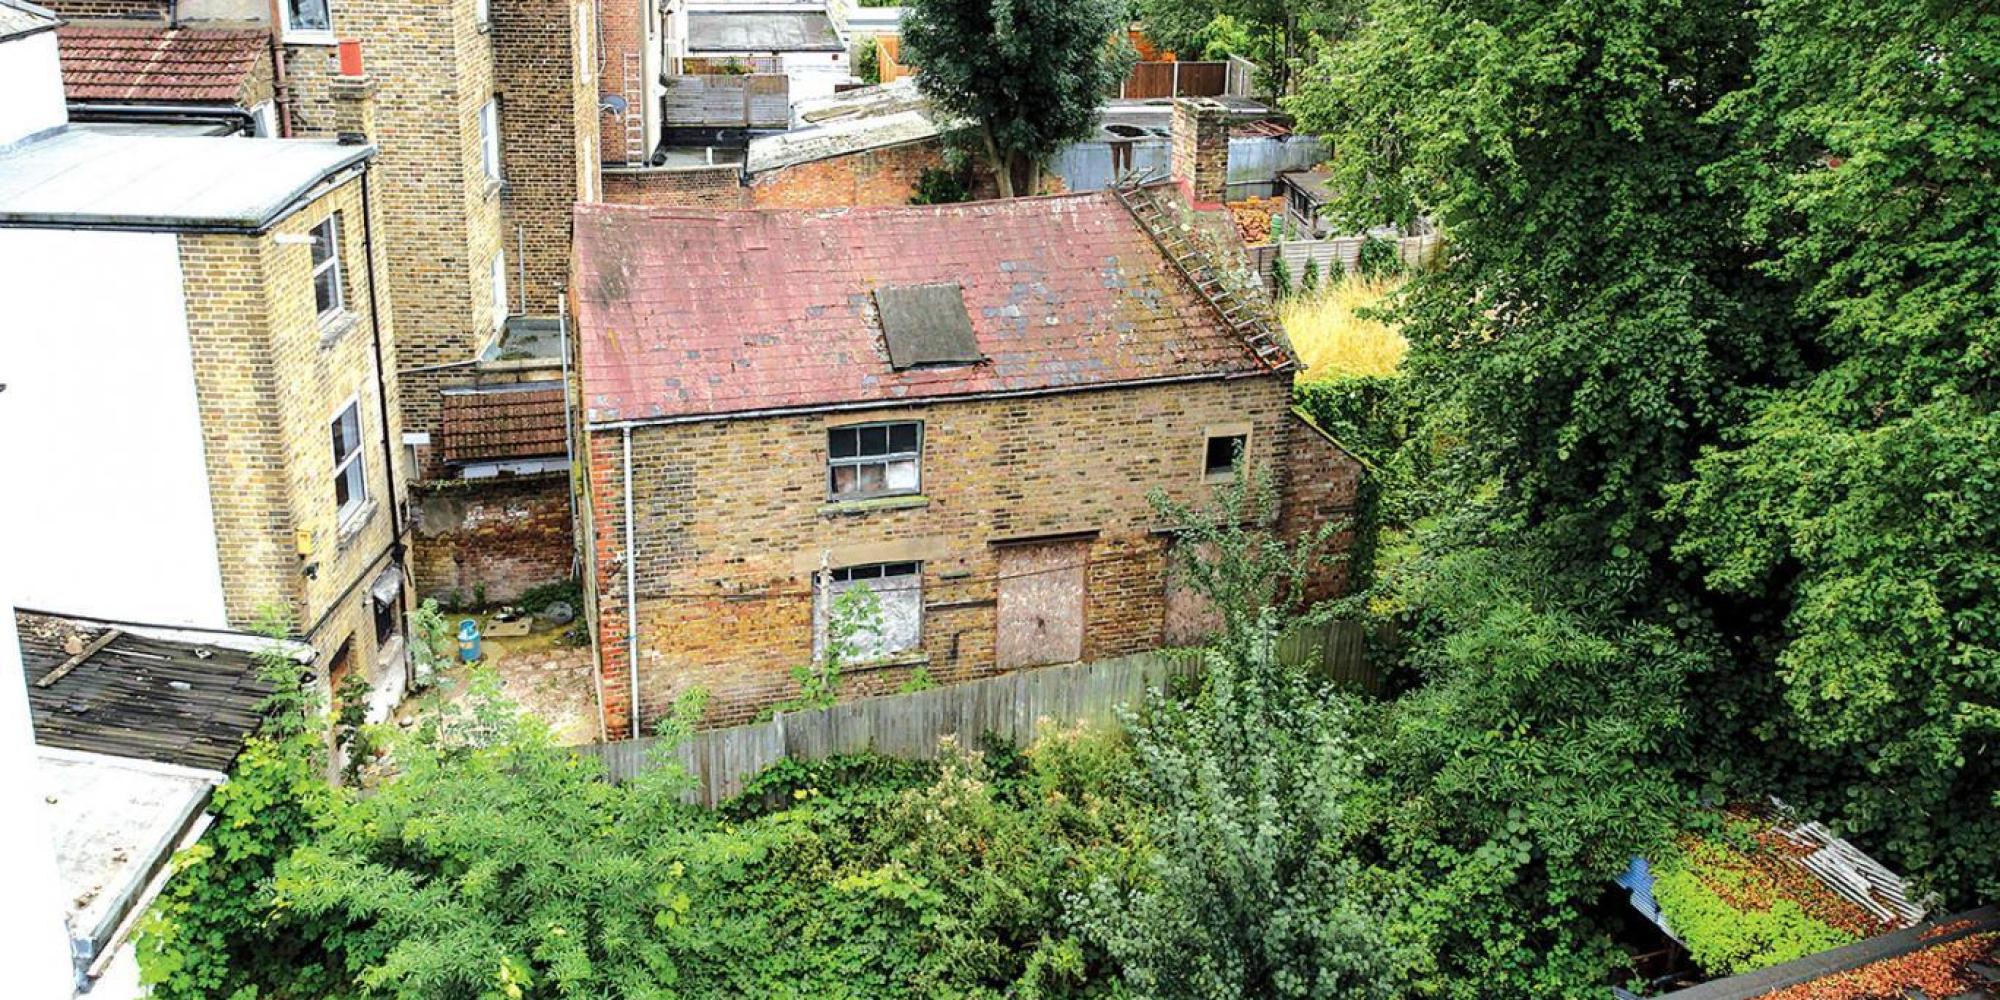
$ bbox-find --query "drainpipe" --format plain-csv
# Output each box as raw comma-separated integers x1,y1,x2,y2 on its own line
622,425,640,739
263,0,294,136
359,166,411,681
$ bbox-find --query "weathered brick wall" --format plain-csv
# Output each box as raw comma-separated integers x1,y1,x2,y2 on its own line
748,141,953,208
410,473,575,603
300,0,501,481
39,0,166,20
1279,412,1364,602
584,375,1307,735
1171,98,1230,207
493,0,597,313
178,176,407,662
601,164,748,208
602,143,1002,211
596,0,644,164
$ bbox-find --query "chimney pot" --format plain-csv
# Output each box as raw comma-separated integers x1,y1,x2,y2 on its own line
337,39,364,77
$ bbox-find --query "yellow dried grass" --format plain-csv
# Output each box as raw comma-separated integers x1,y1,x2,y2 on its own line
1280,273,1408,381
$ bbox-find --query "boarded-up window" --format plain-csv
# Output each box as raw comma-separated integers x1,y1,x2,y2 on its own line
1162,539,1222,646
995,541,1088,669
817,562,922,660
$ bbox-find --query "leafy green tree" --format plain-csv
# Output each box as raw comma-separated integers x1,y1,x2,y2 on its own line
1664,0,2000,901
1293,0,2000,907
1080,614,1409,998
900,0,1131,197
138,610,339,1000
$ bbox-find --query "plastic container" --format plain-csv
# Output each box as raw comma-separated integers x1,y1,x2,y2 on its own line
457,618,483,663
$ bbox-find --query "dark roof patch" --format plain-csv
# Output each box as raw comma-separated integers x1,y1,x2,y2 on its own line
877,283,981,369
17,612,275,771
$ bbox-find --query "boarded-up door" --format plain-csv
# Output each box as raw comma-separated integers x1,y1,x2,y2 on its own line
995,540,1088,669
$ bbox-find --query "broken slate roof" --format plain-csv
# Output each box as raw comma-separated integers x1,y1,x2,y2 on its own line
440,383,569,463
58,26,266,104
571,190,1273,424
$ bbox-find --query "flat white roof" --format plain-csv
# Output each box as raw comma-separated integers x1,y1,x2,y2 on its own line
0,128,373,232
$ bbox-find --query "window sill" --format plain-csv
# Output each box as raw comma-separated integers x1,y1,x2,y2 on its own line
483,177,505,199
818,494,929,517
843,651,930,675
318,310,360,348
284,30,339,46
335,499,377,548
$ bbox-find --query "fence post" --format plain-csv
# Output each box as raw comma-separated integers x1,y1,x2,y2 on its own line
1172,61,1181,97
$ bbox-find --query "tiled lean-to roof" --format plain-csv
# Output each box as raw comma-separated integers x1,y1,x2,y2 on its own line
571,191,1273,425
58,26,266,104
440,384,569,464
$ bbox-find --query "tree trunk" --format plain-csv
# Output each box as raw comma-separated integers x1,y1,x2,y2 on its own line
982,128,1014,198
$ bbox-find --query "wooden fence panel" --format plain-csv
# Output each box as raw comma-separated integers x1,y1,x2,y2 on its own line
575,628,1381,803
1246,233,1441,293
662,73,789,128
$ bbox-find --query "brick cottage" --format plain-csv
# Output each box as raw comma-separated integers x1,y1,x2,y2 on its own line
570,190,1362,735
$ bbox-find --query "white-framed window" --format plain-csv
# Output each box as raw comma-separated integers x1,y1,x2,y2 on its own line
490,250,509,329
479,99,501,181
310,215,344,319
827,421,921,500
285,0,331,33
476,0,490,27
331,400,368,522
816,562,923,660
250,101,278,137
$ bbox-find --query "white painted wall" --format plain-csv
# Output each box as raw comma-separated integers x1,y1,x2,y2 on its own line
0,603,80,999
0,30,68,149
0,229,232,628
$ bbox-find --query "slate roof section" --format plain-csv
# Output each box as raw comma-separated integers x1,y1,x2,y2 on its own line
17,612,276,772
58,26,266,103
571,191,1274,425
1661,907,2000,1000
440,383,569,463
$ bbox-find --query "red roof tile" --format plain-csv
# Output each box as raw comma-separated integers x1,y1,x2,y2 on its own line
571,191,1270,425
440,386,569,464
58,26,266,104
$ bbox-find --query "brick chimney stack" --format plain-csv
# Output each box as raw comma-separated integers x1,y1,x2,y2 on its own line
329,39,376,144
1171,97,1230,208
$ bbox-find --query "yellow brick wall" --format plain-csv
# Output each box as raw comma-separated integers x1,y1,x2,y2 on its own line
584,375,1305,734
178,176,406,664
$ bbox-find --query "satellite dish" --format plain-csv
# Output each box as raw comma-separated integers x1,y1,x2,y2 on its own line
599,95,629,115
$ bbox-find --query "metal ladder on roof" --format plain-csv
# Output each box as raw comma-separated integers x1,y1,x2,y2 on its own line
622,55,646,164
1112,175,1293,371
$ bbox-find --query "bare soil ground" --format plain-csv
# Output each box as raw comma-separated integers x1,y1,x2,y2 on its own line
397,621,600,746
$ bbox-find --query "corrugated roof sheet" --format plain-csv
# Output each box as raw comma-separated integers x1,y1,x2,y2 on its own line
58,25,266,104
0,129,372,230
571,191,1273,425
440,384,569,463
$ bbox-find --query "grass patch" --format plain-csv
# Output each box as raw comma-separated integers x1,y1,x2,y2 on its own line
1281,273,1407,380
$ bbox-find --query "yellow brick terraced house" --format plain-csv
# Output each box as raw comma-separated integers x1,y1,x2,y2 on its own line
0,9,412,715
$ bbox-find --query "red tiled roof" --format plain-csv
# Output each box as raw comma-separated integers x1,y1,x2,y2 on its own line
58,26,266,104
571,191,1270,424
440,387,569,464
